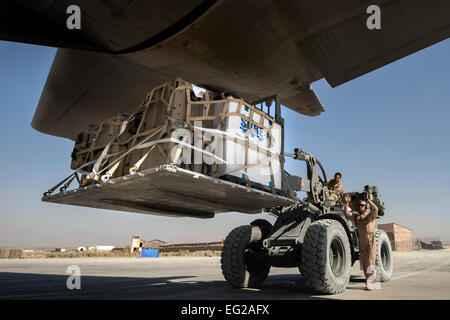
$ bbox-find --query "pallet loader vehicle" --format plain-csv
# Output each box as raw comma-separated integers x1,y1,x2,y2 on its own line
220,147,394,294
216,98,393,294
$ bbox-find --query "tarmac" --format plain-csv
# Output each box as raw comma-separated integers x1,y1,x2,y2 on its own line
0,250,449,300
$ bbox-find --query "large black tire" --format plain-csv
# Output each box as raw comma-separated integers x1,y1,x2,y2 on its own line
375,229,393,282
221,225,270,288
301,219,352,294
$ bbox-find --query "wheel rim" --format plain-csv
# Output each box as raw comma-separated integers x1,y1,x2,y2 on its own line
329,237,345,277
381,242,390,270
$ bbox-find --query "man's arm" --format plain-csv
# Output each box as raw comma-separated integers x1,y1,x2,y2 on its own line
367,198,378,219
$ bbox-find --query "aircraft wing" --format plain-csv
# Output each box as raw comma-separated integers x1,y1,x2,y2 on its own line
1,0,449,139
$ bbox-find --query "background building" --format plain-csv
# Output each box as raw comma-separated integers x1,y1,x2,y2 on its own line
95,245,115,251
130,236,166,253
146,239,166,249
131,235,144,253
378,223,413,251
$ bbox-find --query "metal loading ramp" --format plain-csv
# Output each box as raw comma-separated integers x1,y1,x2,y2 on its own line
42,165,296,219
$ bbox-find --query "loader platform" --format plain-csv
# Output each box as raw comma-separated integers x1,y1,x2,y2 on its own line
42,165,295,218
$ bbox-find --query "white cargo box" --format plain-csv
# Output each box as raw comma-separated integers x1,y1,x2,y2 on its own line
215,99,282,189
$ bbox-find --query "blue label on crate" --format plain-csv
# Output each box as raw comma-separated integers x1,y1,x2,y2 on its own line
239,118,248,134
239,118,267,142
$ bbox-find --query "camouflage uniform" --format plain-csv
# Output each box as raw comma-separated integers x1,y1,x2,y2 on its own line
327,179,344,202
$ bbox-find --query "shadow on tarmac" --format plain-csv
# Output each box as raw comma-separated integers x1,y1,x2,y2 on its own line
0,272,365,300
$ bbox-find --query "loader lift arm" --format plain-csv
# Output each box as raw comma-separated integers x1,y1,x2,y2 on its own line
282,148,331,215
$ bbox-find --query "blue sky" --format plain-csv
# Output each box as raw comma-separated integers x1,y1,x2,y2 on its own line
0,39,449,248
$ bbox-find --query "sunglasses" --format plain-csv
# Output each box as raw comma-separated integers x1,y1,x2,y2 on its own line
359,204,366,207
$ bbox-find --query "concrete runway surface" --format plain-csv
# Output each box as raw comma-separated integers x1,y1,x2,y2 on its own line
0,250,449,300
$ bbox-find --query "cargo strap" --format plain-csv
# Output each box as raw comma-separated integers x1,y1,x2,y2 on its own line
92,120,130,174
75,151,122,176
100,136,230,180
101,160,123,182
95,125,167,177
224,157,271,175
129,145,157,175
90,124,232,181
43,172,78,196
133,137,228,165
130,127,168,174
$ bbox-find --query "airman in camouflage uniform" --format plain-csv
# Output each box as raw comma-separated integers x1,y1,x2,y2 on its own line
327,172,344,204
